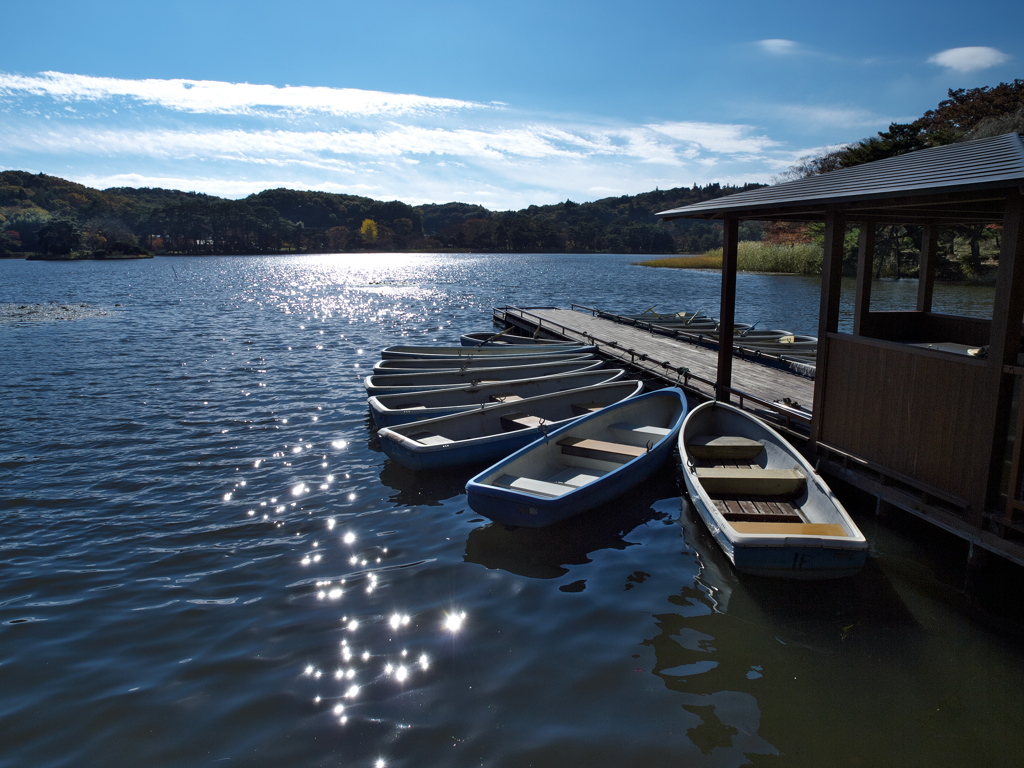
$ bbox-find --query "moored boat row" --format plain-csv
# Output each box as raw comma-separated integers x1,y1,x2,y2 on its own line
607,307,819,367
360,326,867,579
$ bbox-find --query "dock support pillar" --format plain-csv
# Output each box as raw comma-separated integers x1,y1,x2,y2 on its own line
717,215,739,401
809,207,845,450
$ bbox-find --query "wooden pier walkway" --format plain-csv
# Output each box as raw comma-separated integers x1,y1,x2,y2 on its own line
495,305,816,433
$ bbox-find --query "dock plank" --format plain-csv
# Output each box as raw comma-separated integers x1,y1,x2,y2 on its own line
496,306,815,426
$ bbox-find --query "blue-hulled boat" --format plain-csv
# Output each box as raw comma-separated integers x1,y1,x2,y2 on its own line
465,387,687,527
460,331,585,347
381,344,596,359
376,379,643,470
371,352,595,373
368,368,627,427
364,358,605,396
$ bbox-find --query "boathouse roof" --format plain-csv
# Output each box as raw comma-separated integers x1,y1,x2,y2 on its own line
656,132,1024,224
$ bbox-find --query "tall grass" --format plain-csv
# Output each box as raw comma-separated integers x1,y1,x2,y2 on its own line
637,242,823,276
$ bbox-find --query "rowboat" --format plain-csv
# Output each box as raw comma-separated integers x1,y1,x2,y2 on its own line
364,359,605,396
679,400,867,579
466,387,687,527
377,380,644,470
381,344,596,359
368,368,627,427
620,308,710,323
460,331,585,347
372,352,595,373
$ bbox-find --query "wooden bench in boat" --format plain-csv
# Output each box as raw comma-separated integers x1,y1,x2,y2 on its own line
609,422,671,440
728,521,849,537
489,393,523,403
495,469,604,498
695,466,805,495
687,435,763,460
571,401,605,416
407,431,451,446
557,437,645,463
499,412,551,431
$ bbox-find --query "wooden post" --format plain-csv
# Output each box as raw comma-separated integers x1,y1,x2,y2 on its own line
810,208,846,448
917,224,938,312
853,222,875,336
978,189,1024,522
717,215,739,401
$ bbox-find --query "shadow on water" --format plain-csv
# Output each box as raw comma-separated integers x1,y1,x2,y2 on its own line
376,459,479,506
463,472,679,579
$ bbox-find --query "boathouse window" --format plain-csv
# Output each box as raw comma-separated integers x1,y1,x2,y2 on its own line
845,222,996,360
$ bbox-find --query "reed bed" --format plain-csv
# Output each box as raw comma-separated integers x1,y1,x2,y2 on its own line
637,242,823,276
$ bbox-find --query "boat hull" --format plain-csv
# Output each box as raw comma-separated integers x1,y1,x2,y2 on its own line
381,344,596,359
680,400,867,579
364,359,605,396
368,368,626,427
460,332,583,347
684,489,866,579
372,352,595,373
466,388,687,527
377,380,644,470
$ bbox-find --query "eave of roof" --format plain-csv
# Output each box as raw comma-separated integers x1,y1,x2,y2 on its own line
656,132,1024,223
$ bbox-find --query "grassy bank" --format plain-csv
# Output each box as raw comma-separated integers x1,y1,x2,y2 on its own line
636,242,823,276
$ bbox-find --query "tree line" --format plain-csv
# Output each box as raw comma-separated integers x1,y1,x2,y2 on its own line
775,79,1024,279
0,172,765,259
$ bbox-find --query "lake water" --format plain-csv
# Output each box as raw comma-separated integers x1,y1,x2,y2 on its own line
1,253,1020,768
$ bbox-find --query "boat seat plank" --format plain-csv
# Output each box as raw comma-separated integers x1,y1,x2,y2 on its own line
688,435,763,460
407,431,450,446
547,468,606,487
495,474,572,498
500,412,550,431
696,467,805,495
609,422,672,439
728,522,849,537
571,401,605,416
489,393,523,403
557,437,645,463
717,496,804,523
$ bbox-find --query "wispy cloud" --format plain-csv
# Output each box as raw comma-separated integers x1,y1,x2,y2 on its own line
771,104,900,130
0,71,883,209
757,39,802,56
927,46,1010,73
0,71,481,118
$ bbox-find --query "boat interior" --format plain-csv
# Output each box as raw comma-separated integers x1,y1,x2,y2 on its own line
687,433,850,538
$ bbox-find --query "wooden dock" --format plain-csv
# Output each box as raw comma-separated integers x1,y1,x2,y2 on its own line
494,305,816,434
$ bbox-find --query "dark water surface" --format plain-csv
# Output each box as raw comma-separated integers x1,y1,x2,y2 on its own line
1,253,1020,767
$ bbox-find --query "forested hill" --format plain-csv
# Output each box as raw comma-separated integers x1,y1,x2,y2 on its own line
0,170,764,257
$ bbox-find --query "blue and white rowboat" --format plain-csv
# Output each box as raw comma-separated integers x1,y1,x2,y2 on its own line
466,387,687,527
679,400,867,579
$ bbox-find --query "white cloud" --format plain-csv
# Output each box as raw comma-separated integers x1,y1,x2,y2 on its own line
647,122,778,155
757,39,801,56
773,104,896,130
0,70,881,209
927,47,1010,73
0,71,482,118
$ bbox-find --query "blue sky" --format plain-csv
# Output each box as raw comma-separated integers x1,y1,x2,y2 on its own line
1,0,1020,210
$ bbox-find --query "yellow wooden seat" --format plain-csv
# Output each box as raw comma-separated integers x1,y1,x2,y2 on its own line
558,437,645,462
728,522,849,537
688,435,763,460
695,467,805,495
500,412,548,431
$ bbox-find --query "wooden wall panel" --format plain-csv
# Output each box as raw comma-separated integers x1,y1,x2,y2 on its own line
820,335,989,501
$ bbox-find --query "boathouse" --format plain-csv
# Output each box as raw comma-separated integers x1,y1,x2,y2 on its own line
656,132,1024,566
